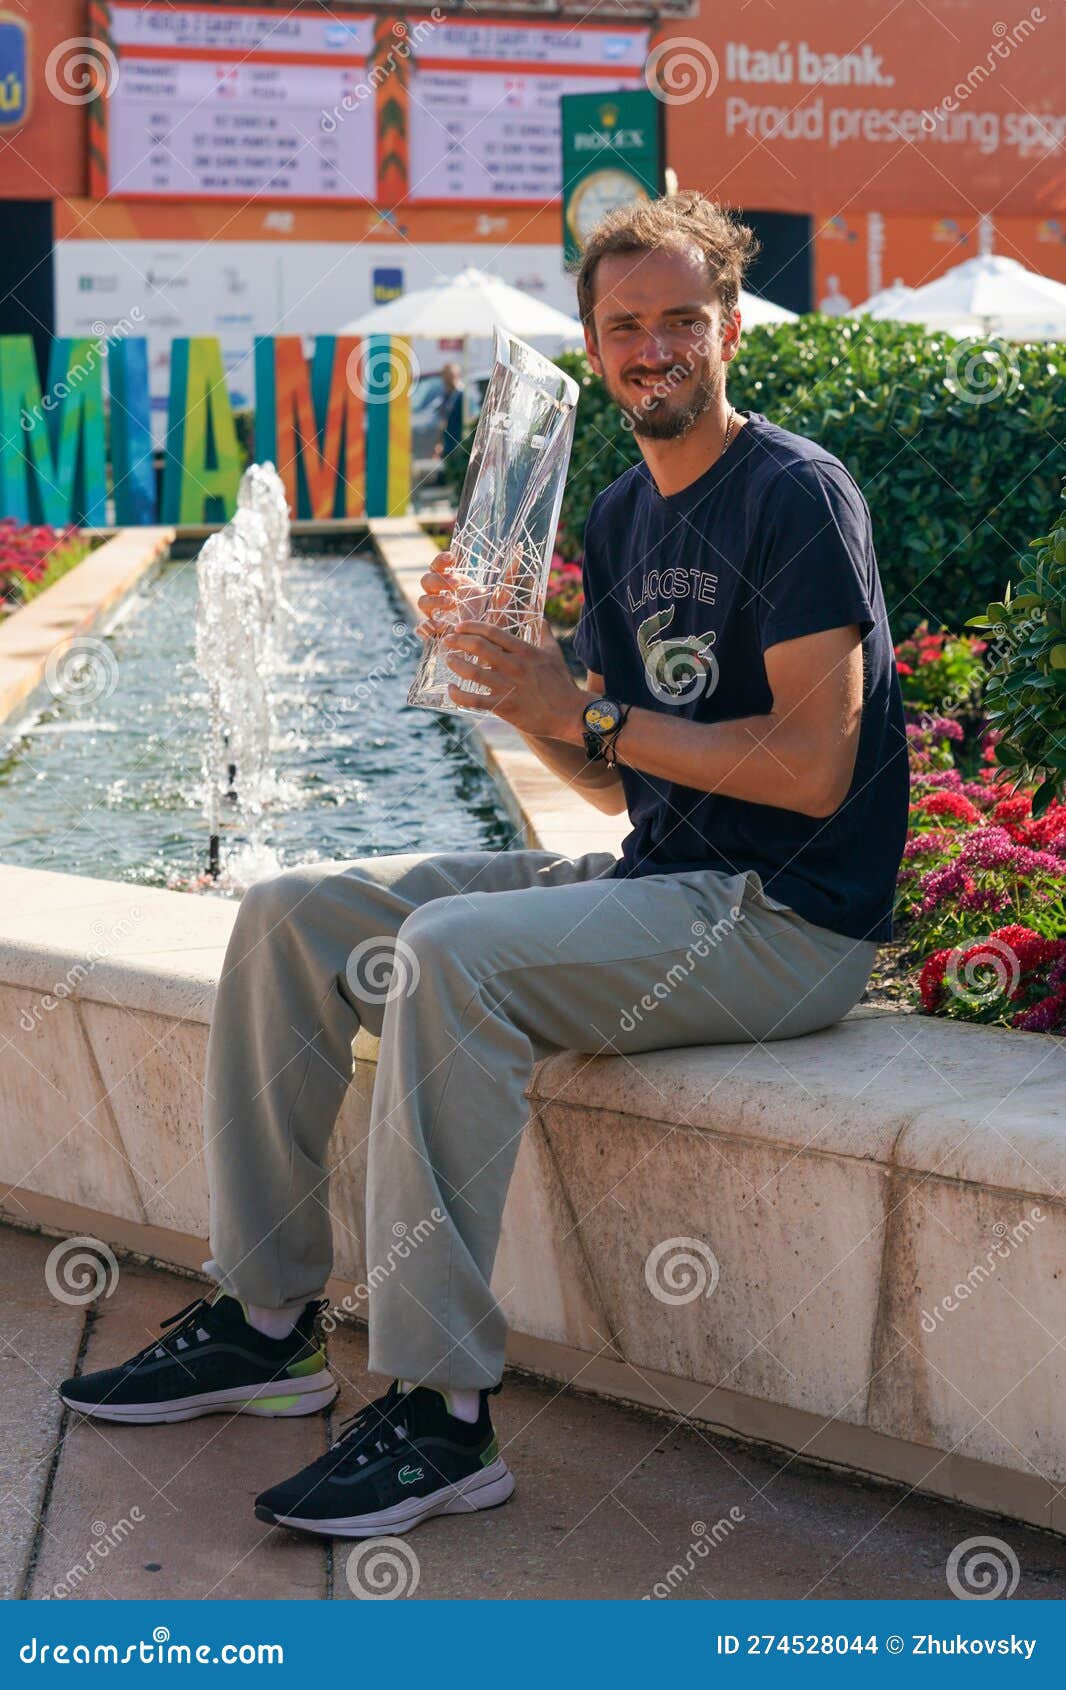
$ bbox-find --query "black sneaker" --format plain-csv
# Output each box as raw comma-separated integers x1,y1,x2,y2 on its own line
59,1293,337,1424
254,1380,514,1538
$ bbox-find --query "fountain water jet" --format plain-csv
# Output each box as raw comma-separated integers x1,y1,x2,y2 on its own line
195,462,291,888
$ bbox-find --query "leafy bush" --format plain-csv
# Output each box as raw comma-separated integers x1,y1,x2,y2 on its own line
445,319,1066,638
966,486,1066,816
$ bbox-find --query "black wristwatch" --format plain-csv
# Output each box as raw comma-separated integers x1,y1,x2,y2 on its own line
582,696,630,767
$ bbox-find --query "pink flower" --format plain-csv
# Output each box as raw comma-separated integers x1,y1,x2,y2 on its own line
1012,992,1066,1033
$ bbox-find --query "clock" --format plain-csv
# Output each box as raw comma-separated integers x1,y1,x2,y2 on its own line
567,172,650,250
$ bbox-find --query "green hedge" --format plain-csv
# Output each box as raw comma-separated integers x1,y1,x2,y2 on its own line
967,485,1066,814
446,319,1066,634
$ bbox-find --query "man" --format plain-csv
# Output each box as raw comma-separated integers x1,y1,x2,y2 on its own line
433,361,465,461
60,193,908,1542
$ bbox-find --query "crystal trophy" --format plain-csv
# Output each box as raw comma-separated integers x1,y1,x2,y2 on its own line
407,329,579,715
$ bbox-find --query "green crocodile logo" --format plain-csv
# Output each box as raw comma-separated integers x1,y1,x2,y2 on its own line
637,606,718,702
397,1464,424,1485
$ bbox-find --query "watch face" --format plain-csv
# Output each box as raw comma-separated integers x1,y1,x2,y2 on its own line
583,697,623,737
569,173,649,246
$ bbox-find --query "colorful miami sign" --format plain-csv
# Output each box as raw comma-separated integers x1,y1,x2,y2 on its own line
0,333,413,527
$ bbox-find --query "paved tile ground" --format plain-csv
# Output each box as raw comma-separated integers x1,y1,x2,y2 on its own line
4,1225,1065,1602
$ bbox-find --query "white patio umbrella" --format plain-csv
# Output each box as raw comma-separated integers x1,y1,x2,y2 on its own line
739,289,797,326
849,279,915,319
342,267,584,431
341,266,584,343
888,254,1066,341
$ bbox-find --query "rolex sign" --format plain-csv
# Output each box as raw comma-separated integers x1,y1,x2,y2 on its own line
561,89,665,265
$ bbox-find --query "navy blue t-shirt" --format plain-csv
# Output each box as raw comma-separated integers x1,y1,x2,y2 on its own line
571,412,909,942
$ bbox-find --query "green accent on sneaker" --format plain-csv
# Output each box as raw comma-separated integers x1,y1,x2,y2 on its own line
397,1464,424,1485
249,1393,302,1412
287,1353,326,1377
479,1436,499,1467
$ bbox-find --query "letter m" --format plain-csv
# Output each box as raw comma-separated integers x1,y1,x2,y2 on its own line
0,336,107,524
255,335,366,519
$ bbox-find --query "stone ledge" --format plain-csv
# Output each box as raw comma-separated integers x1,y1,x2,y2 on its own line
529,1018,1066,1195
0,862,1062,1534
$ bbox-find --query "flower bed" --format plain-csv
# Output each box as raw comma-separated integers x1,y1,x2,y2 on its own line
0,520,92,612
877,591,1066,1032
919,927,1066,1033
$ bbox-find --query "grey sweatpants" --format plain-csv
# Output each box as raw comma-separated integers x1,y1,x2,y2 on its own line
202,848,876,1390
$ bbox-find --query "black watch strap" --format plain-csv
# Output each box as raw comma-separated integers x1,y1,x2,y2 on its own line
602,703,631,768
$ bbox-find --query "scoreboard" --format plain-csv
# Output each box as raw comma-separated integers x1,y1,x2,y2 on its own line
96,3,649,205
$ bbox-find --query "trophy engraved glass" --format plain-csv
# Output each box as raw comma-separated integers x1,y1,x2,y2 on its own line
407,329,579,716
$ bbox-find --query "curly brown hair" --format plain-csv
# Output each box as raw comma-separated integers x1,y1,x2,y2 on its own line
575,191,758,331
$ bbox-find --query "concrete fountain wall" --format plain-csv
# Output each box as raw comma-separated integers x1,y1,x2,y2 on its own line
0,523,1063,1535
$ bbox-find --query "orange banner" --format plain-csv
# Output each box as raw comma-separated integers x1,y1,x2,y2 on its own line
661,0,1066,218
813,210,1066,309
53,196,562,248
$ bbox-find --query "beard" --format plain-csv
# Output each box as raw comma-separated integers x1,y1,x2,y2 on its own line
607,361,723,440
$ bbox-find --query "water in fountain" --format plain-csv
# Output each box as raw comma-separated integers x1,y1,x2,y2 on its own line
194,463,291,889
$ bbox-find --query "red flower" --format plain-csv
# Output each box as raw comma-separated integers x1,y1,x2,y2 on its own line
984,925,1066,973
915,791,983,824
919,949,951,1013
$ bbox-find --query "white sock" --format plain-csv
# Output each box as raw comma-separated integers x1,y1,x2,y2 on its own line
246,1303,299,1340
445,1389,481,1424
401,1380,481,1423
